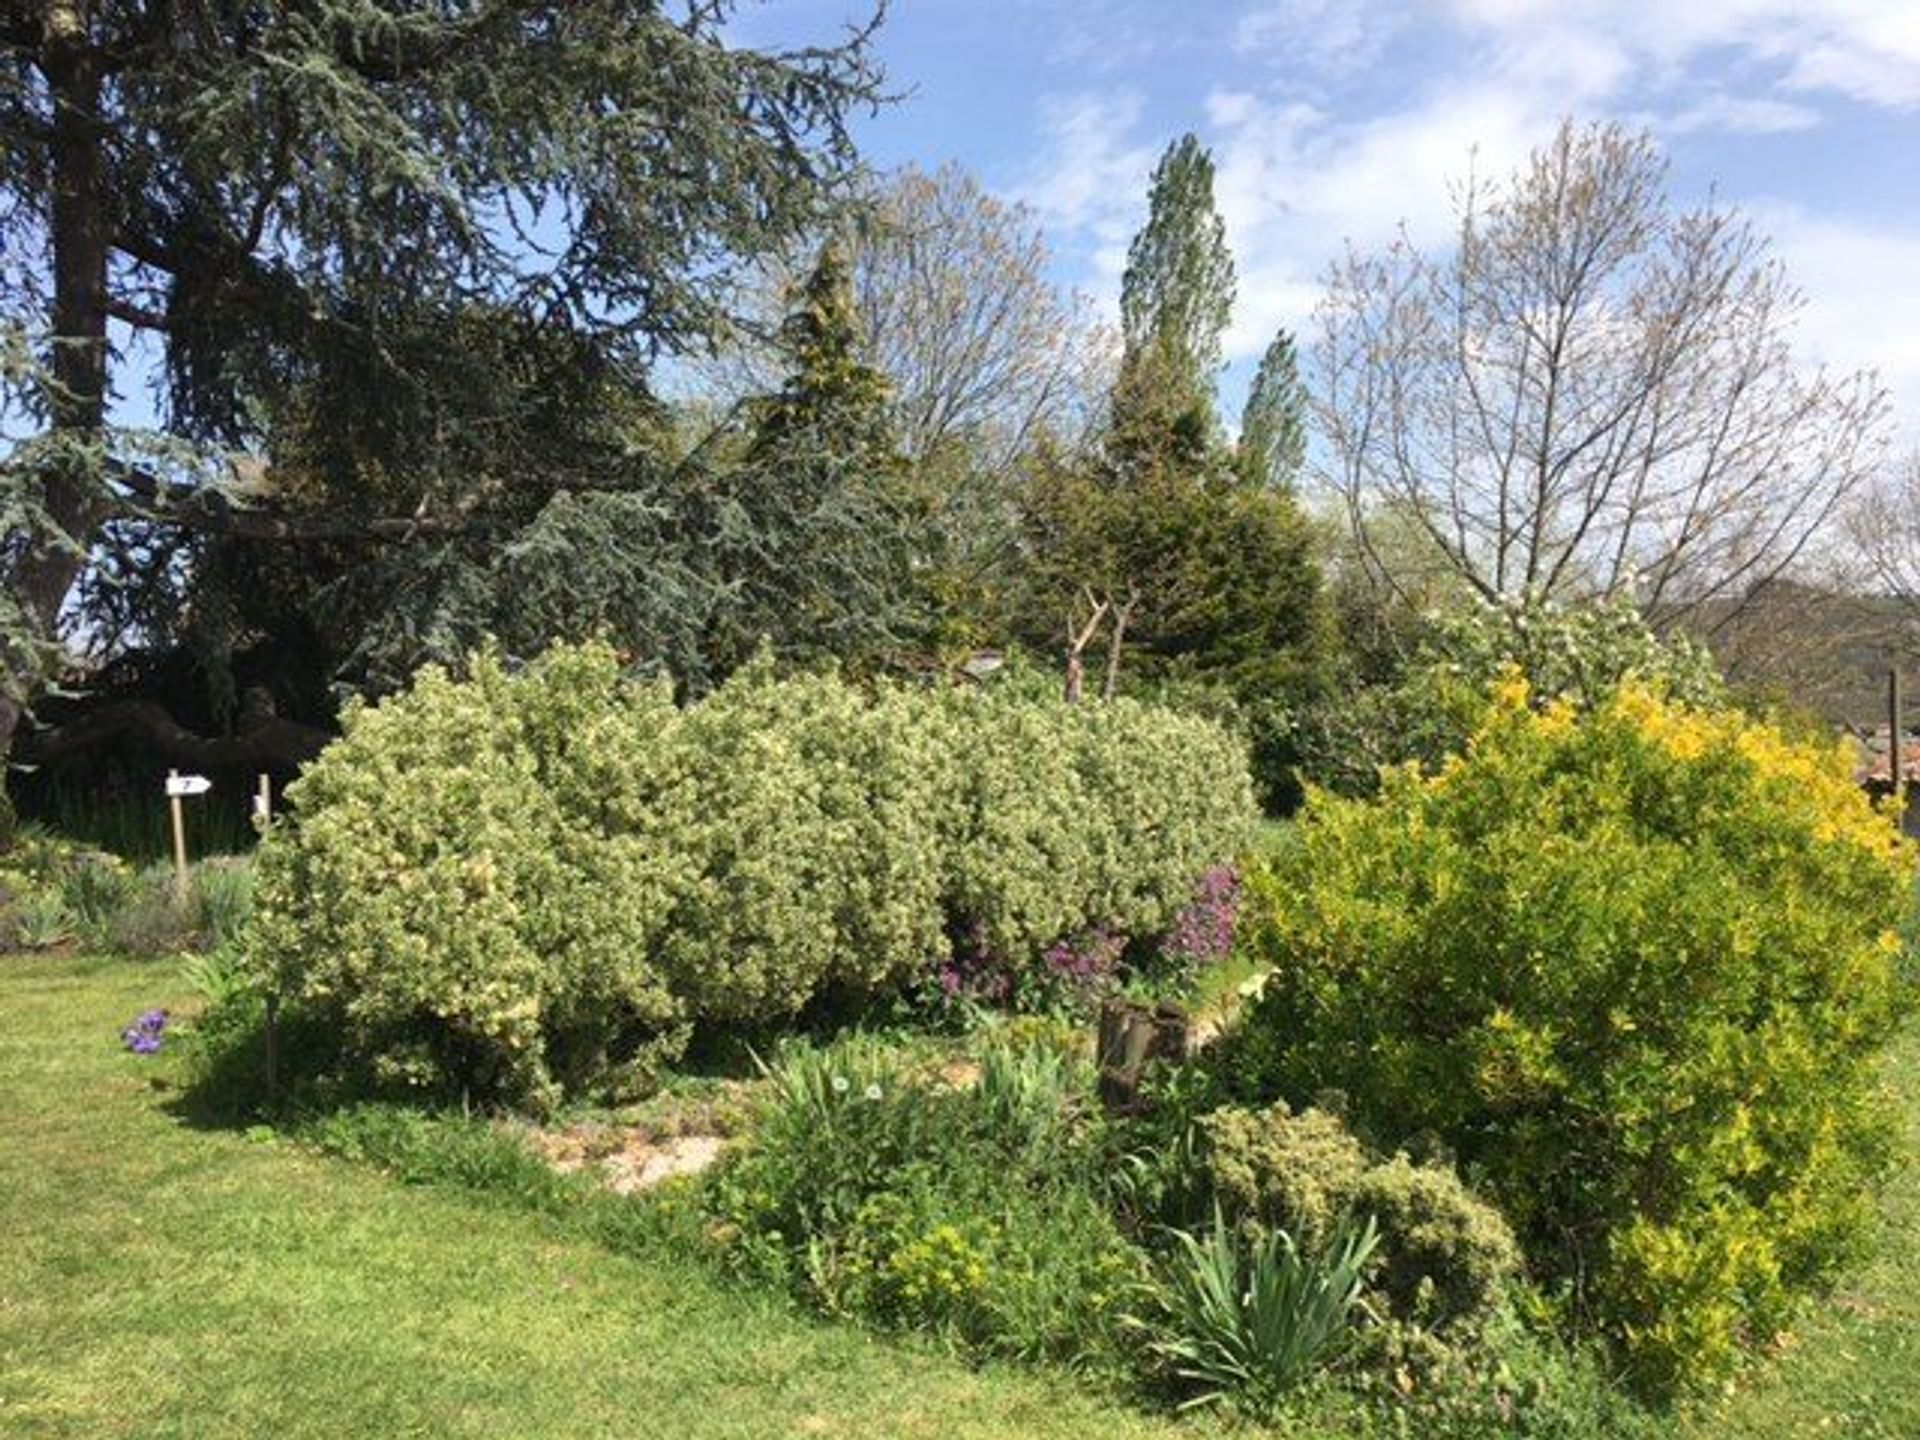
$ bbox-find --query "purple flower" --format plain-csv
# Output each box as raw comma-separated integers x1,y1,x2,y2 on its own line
120,1008,169,1056
1042,926,1126,990
1156,866,1242,970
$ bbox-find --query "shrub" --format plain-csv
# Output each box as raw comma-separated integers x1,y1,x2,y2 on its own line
1198,1101,1518,1330
659,667,952,1021
938,689,1256,1002
245,645,690,1111
244,640,1255,1107
1236,678,1915,1391
1295,593,1726,796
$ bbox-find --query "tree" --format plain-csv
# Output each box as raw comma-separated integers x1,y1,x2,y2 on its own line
1117,132,1235,433
0,0,887,767
1237,329,1306,490
1024,134,1325,806
685,163,1115,648
705,238,923,673
1316,120,1888,630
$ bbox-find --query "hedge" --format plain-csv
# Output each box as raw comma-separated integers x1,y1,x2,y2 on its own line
244,643,1256,1109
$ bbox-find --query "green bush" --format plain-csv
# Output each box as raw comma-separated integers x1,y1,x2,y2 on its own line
1235,678,1915,1392
243,641,1255,1108
245,645,691,1110
1295,593,1726,797
1198,1101,1518,1330
941,687,1255,973
660,667,951,1020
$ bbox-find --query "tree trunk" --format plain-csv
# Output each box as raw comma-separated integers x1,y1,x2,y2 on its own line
2,2,111,771
1101,589,1137,700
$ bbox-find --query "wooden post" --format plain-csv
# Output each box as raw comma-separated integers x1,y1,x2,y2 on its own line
168,768,189,900
1892,670,1906,830
254,772,272,832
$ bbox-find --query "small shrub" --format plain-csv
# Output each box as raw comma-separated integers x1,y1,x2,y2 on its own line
1237,678,1915,1391
1201,1102,1369,1253
1131,1207,1378,1418
1198,1101,1518,1330
15,889,75,949
1349,1155,1521,1330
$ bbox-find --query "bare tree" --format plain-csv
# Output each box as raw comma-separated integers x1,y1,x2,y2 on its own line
1314,120,1889,630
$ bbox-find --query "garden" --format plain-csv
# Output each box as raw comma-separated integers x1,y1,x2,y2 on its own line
6,5,1920,1434
7,598,1919,1437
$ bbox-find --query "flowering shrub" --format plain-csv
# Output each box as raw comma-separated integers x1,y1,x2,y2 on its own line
1235,678,1916,1392
1296,593,1728,796
1151,864,1241,976
245,641,1255,1107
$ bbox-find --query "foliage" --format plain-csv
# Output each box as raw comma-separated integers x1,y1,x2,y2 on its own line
936,684,1258,996
704,240,927,675
707,1032,1140,1369
244,644,691,1111
1115,133,1235,463
242,641,1255,1108
1130,1207,1378,1418
1234,679,1915,1391
1294,592,1728,796
1020,131,1327,810
1199,1102,1520,1330
2,0,889,723
1238,329,1307,491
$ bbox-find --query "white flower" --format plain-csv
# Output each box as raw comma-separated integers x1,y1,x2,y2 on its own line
831,1074,851,1094
863,1083,883,1102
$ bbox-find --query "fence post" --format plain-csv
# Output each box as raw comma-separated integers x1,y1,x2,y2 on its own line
1892,669,1904,791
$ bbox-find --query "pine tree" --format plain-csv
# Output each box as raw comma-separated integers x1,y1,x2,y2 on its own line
1239,329,1308,490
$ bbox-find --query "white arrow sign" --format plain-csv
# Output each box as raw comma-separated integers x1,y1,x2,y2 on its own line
166,773,213,797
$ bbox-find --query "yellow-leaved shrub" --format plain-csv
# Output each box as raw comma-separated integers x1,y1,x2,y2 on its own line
1232,678,1914,1393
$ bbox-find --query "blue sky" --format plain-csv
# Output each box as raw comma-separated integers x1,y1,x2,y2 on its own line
740,0,1920,435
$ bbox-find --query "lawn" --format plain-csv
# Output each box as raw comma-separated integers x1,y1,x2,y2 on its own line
3,950,1918,1438
0,952,1207,1440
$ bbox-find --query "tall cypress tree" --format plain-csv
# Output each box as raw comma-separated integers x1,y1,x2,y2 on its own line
1239,329,1308,490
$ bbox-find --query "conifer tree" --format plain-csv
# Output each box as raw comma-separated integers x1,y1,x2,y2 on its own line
1111,133,1236,468
1239,329,1308,490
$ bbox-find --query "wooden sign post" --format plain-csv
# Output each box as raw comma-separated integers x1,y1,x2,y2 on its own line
164,770,213,899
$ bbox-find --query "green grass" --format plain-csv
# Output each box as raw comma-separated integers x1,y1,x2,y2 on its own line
4,950,1919,1438
0,952,1215,1439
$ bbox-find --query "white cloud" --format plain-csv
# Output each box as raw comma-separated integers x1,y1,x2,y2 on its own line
1666,95,1823,135
1763,207,1920,437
